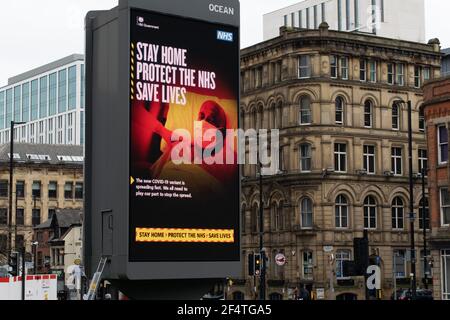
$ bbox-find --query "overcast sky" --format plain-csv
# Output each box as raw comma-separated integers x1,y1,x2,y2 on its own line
1,0,449,87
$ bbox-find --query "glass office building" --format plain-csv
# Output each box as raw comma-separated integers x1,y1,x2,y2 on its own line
0,54,85,145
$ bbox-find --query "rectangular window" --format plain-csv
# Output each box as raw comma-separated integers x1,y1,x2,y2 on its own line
314,5,318,29
336,250,351,279
16,208,24,226
75,182,83,199
345,0,350,30
49,73,57,116
5,89,12,127
394,250,406,278
15,235,24,250
32,181,41,198
284,15,288,27
0,208,7,225
48,181,57,199
298,55,311,78
65,182,73,199
21,83,29,123
303,251,314,279
291,12,295,27
330,55,338,79
340,57,349,80
80,111,85,145
387,63,394,85
306,7,310,28
14,86,21,122
360,59,366,81
39,76,48,119
16,181,25,198
396,64,405,86
298,10,303,28
354,0,359,28
337,0,342,31
440,188,450,226
81,64,85,108
439,125,449,164
255,67,262,88
334,143,347,173
0,180,8,197
300,144,312,172
419,199,430,230
423,67,431,82
369,61,377,82
418,149,428,176
58,69,67,113
363,145,376,174
30,80,38,121
442,249,450,300
32,209,41,227
414,66,421,88
321,2,326,22
0,91,5,130
391,147,402,176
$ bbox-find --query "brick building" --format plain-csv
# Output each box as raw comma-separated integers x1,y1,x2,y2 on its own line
423,76,450,300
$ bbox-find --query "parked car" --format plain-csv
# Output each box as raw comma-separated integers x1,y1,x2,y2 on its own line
391,289,433,300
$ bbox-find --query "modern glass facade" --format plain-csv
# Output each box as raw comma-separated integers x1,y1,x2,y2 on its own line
0,57,85,145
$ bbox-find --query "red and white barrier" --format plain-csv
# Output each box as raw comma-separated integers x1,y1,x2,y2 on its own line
0,275,57,300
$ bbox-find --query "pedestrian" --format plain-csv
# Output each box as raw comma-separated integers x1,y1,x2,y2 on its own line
298,285,310,301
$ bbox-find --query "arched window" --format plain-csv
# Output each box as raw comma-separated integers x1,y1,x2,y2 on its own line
251,203,259,233
392,102,400,130
419,197,430,230
300,144,312,172
301,198,313,229
364,196,377,230
335,195,349,228
272,203,281,231
241,205,247,234
419,105,425,132
392,197,404,230
299,96,312,125
251,109,257,130
364,100,373,128
335,96,345,125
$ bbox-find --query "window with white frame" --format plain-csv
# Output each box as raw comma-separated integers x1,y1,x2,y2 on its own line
419,198,430,230
38,121,45,144
396,64,405,86
387,63,394,85
340,57,349,80
67,113,73,144
392,102,400,130
298,55,311,78
300,144,312,172
47,119,54,144
364,196,377,229
57,115,64,144
419,106,425,132
335,96,345,125
393,250,406,278
438,125,449,164
392,197,404,230
423,67,431,82
334,143,347,173
330,55,338,78
364,100,373,128
303,251,314,279
335,195,349,228
442,249,450,300
418,149,428,176
360,59,366,81
336,250,351,279
440,188,450,226
368,61,377,83
414,66,421,88
391,147,402,176
363,145,375,174
299,96,312,124
301,198,313,229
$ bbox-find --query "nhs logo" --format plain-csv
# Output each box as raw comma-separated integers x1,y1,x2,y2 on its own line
217,30,233,42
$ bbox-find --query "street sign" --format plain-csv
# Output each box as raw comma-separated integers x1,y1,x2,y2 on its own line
323,246,334,253
275,253,286,266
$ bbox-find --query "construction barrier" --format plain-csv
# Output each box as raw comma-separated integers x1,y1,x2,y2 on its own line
0,275,57,300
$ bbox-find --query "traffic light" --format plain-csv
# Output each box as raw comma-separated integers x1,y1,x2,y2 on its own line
254,254,262,276
9,252,18,277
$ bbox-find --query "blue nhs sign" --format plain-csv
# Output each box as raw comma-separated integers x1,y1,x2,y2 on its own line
217,30,233,42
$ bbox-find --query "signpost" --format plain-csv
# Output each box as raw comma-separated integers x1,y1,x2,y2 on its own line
275,253,286,267
85,0,241,299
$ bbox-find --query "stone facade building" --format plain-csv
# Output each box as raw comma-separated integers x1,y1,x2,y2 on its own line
0,143,83,265
234,24,442,300
423,76,450,300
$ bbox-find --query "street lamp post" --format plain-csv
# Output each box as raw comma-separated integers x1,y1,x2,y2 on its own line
8,121,26,257
258,162,266,301
406,101,417,299
422,167,428,289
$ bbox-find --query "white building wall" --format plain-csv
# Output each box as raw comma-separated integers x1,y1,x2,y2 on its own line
263,0,425,43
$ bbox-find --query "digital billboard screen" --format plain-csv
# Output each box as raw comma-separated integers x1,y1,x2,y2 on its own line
129,8,240,262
